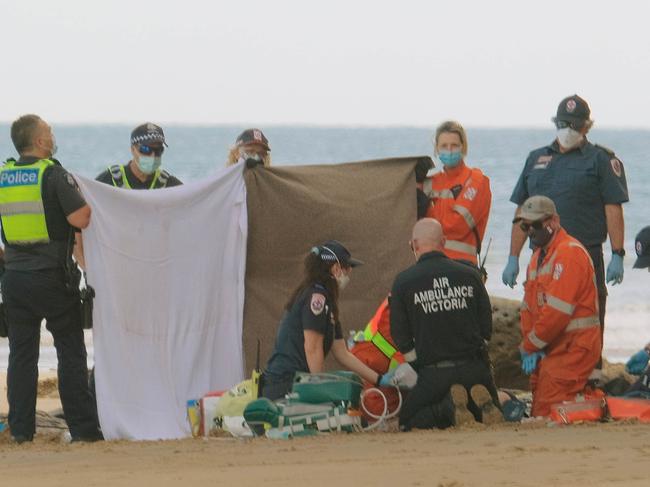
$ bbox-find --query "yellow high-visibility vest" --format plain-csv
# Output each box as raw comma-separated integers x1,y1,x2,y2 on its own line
108,164,169,189
0,159,54,244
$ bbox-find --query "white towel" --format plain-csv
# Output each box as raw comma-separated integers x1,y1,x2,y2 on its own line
76,164,247,440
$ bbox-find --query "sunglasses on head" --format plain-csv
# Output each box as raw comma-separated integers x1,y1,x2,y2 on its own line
138,144,164,156
554,120,584,131
519,218,549,232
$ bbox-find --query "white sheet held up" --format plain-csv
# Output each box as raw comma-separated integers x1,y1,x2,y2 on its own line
77,165,247,440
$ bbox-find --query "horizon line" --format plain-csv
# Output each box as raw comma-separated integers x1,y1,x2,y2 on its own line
0,120,648,131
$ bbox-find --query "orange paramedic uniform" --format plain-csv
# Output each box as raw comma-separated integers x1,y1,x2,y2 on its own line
422,162,491,264
520,228,602,416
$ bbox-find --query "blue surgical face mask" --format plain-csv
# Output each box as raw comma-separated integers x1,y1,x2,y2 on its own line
137,155,162,174
438,150,463,168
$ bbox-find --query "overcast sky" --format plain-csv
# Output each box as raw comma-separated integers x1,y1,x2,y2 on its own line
3,0,649,127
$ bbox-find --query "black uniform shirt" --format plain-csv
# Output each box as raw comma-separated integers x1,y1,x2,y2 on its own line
510,139,629,247
264,283,343,379
2,156,86,271
95,162,182,189
390,251,492,366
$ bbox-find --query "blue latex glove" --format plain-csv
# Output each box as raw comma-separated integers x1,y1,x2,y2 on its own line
625,349,650,375
606,253,624,285
521,351,545,375
502,255,519,288
378,369,396,387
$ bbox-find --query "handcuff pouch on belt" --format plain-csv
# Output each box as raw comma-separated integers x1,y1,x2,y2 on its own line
0,300,7,338
64,230,82,294
79,275,95,330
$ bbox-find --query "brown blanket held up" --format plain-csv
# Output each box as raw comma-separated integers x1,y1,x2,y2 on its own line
242,157,430,372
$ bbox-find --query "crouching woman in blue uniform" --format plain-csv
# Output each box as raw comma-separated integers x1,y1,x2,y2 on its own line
261,240,392,400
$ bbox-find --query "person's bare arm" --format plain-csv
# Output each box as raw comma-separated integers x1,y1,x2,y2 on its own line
509,205,527,257
67,204,91,229
73,232,85,270
331,339,380,384
304,330,325,373
605,204,625,250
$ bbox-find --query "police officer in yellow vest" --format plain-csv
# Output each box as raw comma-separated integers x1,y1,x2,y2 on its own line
95,123,182,189
0,114,102,443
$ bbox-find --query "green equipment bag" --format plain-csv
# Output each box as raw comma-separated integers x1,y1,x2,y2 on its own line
243,398,281,427
291,371,362,407
243,371,364,437
243,397,362,436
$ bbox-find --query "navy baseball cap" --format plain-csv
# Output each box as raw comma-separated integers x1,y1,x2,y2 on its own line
633,226,650,269
552,95,591,128
313,240,364,267
236,128,270,151
131,122,167,147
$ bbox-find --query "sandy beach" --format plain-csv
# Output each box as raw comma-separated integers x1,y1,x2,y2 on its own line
1,417,649,486
0,371,62,416
2,371,650,487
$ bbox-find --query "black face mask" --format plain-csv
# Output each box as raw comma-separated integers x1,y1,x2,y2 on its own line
530,224,554,248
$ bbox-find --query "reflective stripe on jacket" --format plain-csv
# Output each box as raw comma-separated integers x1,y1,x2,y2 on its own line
0,159,54,244
354,297,404,370
422,163,491,264
520,228,601,378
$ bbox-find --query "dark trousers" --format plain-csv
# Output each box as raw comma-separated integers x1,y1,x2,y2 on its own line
586,245,607,368
399,358,499,430
260,373,295,401
3,269,100,439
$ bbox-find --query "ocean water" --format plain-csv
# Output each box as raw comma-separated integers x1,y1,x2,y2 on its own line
0,124,648,369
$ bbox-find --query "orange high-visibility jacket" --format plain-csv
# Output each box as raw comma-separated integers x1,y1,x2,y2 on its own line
350,298,405,423
520,227,602,373
352,298,404,371
422,163,491,264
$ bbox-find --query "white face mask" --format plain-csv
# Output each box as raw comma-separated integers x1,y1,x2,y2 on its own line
40,134,57,157
335,273,350,290
556,127,583,150
49,135,58,157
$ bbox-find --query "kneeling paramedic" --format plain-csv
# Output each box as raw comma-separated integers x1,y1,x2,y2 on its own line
516,196,601,417
0,114,102,443
390,218,501,430
261,240,395,400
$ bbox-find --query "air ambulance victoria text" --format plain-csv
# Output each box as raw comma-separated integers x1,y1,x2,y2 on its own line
413,277,474,314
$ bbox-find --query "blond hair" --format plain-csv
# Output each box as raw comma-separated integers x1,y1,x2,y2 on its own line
434,120,468,156
226,145,272,167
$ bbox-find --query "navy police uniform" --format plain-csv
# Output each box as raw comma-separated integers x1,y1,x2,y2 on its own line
390,251,498,430
262,283,343,400
510,139,629,326
1,157,101,441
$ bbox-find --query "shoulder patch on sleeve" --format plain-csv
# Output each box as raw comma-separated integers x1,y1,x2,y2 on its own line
610,158,623,177
310,293,326,315
65,172,78,188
